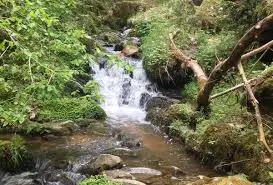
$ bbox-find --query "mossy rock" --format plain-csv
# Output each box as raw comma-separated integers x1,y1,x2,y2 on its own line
146,103,197,132
37,98,106,122
188,175,253,185
200,123,240,165
0,135,34,172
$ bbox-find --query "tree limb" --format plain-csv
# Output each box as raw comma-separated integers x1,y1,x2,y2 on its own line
210,78,257,100
238,61,273,155
197,14,273,109
241,39,273,61
169,32,208,90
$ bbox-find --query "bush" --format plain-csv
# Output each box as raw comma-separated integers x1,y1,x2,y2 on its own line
79,176,119,185
0,135,33,172
38,97,106,122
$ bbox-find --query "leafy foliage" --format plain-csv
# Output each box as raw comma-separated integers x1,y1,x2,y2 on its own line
79,176,120,185
0,0,104,126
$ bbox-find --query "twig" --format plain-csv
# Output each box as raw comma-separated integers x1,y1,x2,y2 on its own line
214,159,251,170
164,60,176,86
0,45,9,59
237,61,273,155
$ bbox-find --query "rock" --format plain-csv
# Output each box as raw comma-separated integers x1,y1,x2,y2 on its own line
112,179,146,185
145,96,179,111
105,148,138,157
122,45,139,57
43,171,85,185
121,78,131,105
126,167,162,176
187,176,253,185
78,154,123,175
116,132,143,148
139,93,151,108
0,172,39,185
98,56,108,69
41,134,58,141
103,169,134,179
114,43,124,51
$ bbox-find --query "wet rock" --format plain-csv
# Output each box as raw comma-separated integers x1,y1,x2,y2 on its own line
65,72,91,96
187,176,253,185
112,179,146,185
41,134,58,141
45,120,78,136
145,84,157,92
0,172,39,185
139,93,151,108
126,167,162,176
46,159,70,170
121,78,131,105
98,56,108,69
103,169,133,179
105,148,138,157
145,96,179,111
43,171,84,185
122,45,139,58
78,154,123,175
114,43,124,51
164,166,186,177
116,132,143,148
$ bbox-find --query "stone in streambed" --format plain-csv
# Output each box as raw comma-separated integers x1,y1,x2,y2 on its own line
187,175,253,185
105,148,138,157
112,179,146,185
126,167,162,176
78,154,123,175
102,169,134,179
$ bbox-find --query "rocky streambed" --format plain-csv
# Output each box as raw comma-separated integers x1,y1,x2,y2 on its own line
0,118,221,185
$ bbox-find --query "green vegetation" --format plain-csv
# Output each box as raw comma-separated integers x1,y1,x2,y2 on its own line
0,135,32,172
130,0,195,77
79,176,119,185
38,97,106,122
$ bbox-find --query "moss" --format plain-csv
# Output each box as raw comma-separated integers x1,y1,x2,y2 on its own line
79,175,120,185
0,135,33,172
38,97,106,122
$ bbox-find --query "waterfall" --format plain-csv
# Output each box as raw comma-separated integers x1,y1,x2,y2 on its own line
91,46,157,123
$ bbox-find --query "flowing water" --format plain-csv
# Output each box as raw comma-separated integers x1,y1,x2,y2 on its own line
0,35,217,185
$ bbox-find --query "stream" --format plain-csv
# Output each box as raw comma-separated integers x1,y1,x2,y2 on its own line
0,33,217,185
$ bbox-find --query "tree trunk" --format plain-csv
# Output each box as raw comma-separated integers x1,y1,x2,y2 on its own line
197,14,273,109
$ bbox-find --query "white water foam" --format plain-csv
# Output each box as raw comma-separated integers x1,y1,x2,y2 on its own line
91,47,157,124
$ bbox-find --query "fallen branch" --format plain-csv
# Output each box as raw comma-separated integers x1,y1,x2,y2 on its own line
237,61,273,155
169,32,208,90
210,78,257,100
214,159,252,170
241,40,273,61
198,14,273,108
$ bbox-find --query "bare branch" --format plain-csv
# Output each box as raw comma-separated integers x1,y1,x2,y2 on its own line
238,61,273,154
241,40,273,61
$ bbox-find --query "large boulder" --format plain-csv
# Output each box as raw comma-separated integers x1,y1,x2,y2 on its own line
78,154,123,175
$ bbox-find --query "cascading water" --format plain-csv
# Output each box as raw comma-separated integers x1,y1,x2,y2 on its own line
92,46,157,123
